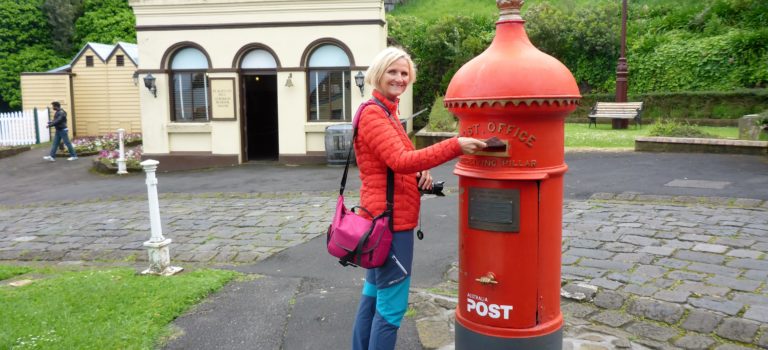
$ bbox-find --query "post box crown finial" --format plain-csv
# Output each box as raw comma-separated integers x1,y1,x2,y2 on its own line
497,0,524,21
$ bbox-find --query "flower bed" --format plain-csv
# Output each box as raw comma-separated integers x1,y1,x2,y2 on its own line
92,146,144,174
50,133,144,174
56,133,142,157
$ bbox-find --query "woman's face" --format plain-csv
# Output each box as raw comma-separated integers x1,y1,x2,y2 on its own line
378,58,410,100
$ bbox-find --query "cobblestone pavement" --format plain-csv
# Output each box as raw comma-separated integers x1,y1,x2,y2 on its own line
411,193,768,350
2,192,767,349
0,192,336,263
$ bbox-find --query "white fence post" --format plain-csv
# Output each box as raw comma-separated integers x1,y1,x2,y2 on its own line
38,108,50,144
0,109,51,146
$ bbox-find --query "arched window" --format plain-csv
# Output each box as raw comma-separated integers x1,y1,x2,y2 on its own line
308,44,351,122
171,47,209,121
241,49,277,69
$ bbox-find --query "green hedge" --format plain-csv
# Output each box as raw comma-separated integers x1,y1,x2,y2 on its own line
390,0,768,127
424,89,768,132
572,89,768,122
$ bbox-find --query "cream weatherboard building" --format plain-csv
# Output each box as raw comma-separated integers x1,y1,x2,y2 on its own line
129,0,413,171
20,42,142,137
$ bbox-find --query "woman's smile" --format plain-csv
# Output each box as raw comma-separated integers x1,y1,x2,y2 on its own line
380,58,410,100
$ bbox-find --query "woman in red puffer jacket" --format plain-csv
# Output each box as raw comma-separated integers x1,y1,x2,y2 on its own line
351,47,486,350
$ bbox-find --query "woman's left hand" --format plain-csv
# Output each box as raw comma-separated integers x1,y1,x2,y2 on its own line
417,170,433,190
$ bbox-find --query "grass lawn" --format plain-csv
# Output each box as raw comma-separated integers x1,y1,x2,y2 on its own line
0,265,33,281
565,123,739,149
0,265,238,349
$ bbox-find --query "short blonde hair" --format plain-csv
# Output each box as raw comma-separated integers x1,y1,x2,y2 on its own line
365,47,417,92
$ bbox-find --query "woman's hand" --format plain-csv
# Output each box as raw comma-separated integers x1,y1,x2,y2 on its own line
458,137,487,154
417,170,433,190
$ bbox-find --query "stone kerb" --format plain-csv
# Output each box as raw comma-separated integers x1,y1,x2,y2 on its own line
635,136,768,155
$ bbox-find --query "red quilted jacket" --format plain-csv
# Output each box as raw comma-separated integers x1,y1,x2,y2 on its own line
355,90,463,231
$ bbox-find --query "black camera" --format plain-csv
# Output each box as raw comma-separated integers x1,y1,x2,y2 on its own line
419,181,445,196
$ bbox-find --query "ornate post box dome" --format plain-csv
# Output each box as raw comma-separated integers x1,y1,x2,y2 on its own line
446,0,581,179
447,1,581,349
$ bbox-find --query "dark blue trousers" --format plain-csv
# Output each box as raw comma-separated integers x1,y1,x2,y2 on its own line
49,128,76,158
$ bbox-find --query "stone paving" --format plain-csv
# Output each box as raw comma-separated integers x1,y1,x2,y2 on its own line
411,193,768,350
1,191,767,349
0,192,336,263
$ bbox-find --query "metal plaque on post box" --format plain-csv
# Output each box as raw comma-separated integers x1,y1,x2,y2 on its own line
468,187,520,232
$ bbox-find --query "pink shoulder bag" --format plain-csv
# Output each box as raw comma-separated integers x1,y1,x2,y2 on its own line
326,99,394,269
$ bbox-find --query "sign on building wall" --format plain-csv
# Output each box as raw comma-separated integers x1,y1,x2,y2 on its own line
211,78,236,120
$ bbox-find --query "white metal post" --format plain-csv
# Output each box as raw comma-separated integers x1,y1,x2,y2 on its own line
140,159,182,276
117,128,128,175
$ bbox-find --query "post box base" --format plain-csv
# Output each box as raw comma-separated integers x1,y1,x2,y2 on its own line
455,321,562,350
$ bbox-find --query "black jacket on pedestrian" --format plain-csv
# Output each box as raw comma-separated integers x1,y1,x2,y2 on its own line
48,109,68,130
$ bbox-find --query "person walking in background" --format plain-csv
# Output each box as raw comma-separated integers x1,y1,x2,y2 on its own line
43,101,77,161
350,47,486,350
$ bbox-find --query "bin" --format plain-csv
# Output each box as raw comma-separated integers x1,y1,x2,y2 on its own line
325,124,355,166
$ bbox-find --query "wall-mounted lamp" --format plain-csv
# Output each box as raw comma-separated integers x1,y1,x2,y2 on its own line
143,73,157,98
354,71,365,97
132,71,139,86
285,73,294,87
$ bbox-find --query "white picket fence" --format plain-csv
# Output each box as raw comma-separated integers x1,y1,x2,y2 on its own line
0,108,51,146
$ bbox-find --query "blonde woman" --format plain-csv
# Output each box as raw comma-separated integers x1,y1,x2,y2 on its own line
351,47,485,350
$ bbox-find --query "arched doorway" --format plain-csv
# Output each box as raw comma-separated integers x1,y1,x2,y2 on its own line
239,48,278,161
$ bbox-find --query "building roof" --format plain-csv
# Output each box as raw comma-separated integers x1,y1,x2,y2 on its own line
115,42,139,65
53,42,140,72
47,64,72,73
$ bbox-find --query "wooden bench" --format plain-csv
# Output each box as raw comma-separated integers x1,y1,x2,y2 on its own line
588,102,644,128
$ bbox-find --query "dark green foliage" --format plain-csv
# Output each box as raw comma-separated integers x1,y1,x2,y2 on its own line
0,0,66,109
572,90,768,122
0,46,69,109
626,0,767,93
0,0,135,109
0,0,51,56
74,0,136,46
391,0,768,116
426,96,456,132
525,2,619,93
42,0,84,54
388,14,494,127
647,119,716,138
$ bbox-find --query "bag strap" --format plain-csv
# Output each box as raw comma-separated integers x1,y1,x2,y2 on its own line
339,99,376,196
339,98,395,214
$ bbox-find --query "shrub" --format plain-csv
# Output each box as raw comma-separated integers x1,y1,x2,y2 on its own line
757,111,768,131
647,119,717,138
571,89,768,122
388,13,495,127
426,96,456,132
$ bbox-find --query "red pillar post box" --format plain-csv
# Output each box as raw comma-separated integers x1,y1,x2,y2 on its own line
445,1,581,348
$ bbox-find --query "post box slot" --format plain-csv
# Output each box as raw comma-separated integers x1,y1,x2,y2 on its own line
476,138,509,157
468,187,520,232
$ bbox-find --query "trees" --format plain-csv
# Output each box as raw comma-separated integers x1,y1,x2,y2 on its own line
42,0,84,54
0,0,59,110
389,0,768,120
0,0,136,110
74,0,136,47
